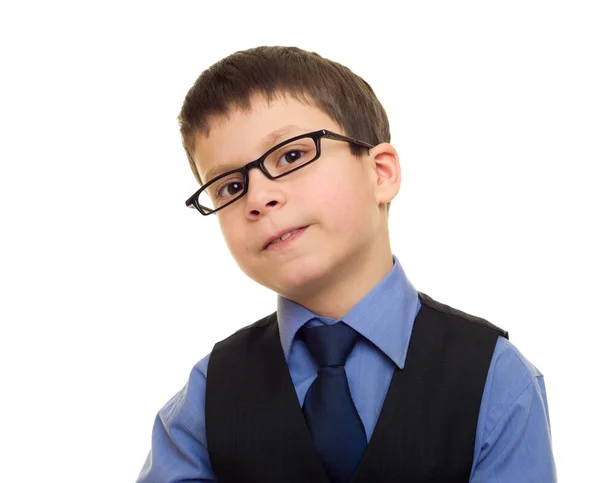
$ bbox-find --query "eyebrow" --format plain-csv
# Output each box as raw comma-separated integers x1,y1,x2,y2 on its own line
202,124,308,183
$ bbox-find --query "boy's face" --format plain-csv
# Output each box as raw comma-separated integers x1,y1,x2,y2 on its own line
191,94,398,304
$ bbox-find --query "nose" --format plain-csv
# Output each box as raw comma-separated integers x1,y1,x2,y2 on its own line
243,167,285,218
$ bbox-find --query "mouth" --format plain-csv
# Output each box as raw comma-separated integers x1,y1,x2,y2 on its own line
263,226,309,251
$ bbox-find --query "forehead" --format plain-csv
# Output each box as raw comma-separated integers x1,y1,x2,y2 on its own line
191,95,341,182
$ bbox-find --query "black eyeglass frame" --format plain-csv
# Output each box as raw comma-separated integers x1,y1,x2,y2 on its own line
185,129,375,216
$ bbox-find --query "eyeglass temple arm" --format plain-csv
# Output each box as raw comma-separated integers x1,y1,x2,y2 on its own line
322,131,375,149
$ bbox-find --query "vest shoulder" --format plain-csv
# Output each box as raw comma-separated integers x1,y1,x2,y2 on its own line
215,311,277,348
418,291,509,339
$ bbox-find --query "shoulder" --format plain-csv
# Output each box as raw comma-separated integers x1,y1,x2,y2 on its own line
491,336,543,381
150,313,279,438
471,337,555,479
489,336,544,406
418,292,509,337
212,311,278,350
189,312,278,381
151,351,212,440
481,336,545,437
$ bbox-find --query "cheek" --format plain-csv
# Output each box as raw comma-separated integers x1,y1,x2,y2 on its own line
218,216,249,258
305,165,372,227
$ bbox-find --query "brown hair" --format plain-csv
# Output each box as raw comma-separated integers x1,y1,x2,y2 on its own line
178,46,391,186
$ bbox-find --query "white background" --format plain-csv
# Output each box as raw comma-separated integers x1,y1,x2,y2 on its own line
1,1,598,481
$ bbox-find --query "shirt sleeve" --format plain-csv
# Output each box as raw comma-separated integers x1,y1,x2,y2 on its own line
470,339,557,482
136,353,216,483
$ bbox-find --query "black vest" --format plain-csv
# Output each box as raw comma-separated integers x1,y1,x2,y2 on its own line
206,292,508,482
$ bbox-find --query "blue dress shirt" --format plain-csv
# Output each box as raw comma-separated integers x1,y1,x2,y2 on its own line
137,256,557,482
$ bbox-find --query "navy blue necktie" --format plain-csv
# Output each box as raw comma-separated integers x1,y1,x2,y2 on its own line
299,322,367,483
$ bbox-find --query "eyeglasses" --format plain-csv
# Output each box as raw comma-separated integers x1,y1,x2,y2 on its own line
185,129,374,216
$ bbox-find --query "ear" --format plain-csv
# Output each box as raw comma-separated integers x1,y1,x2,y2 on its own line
367,142,401,206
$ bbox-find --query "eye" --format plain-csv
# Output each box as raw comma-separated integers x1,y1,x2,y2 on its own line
277,149,305,166
216,180,245,199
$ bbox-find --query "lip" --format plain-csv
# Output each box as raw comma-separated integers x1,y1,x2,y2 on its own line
263,226,308,250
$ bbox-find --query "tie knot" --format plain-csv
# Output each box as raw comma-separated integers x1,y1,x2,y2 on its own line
299,321,359,368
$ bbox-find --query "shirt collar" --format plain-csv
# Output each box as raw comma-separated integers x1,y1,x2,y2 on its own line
277,255,420,369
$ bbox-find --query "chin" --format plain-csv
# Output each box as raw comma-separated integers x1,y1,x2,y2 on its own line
255,254,335,298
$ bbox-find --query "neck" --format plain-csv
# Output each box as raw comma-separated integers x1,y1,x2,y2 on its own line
287,237,394,319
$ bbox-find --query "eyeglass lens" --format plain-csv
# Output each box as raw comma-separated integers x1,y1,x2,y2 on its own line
197,136,319,212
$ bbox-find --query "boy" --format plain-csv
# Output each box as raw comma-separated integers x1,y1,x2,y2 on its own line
137,46,556,482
